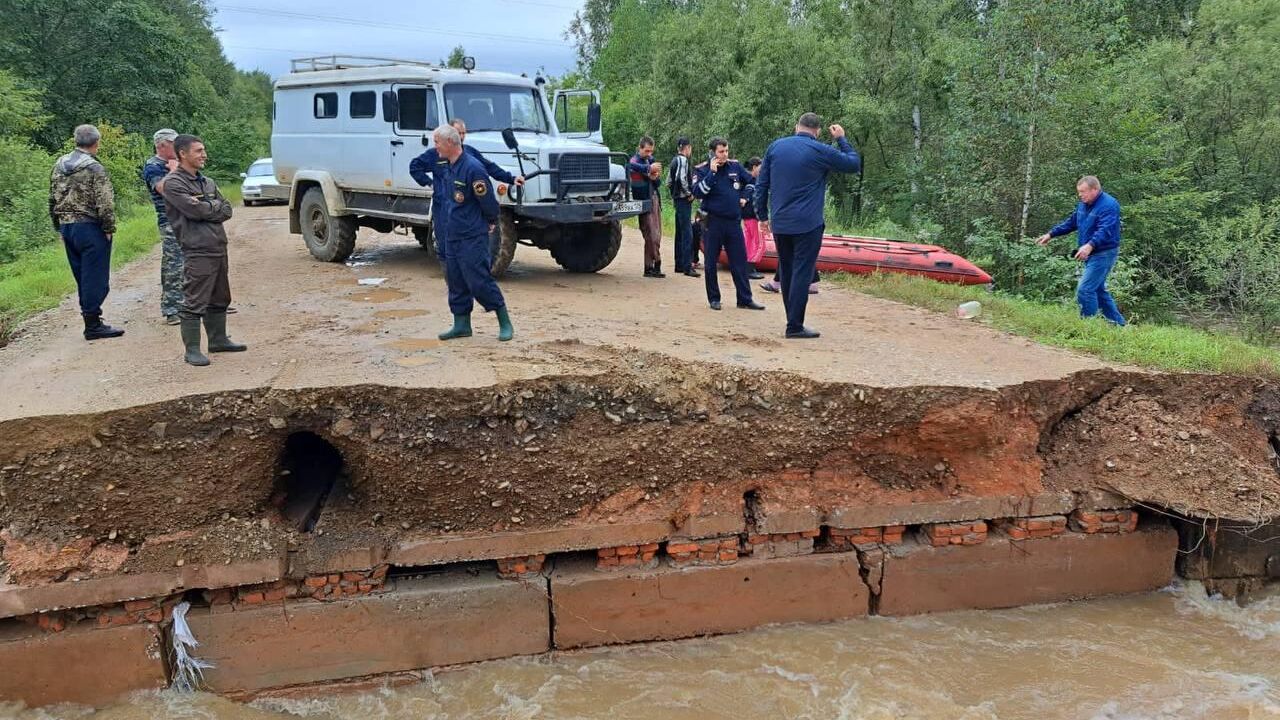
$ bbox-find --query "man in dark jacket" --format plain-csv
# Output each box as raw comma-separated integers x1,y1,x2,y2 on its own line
693,138,765,312
409,119,522,259
1036,175,1126,325
162,135,246,366
756,113,861,339
668,137,698,277
629,136,664,277
49,124,124,340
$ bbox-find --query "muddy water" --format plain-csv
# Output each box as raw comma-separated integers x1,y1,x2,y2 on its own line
9,582,1280,720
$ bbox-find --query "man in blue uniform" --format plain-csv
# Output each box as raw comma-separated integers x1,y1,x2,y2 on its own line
693,138,765,312
409,118,521,258
668,137,698,277
756,113,861,338
1036,175,1126,325
428,124,514,341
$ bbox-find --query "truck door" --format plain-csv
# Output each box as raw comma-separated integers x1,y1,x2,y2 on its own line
553,89,603,145
389,84,441,193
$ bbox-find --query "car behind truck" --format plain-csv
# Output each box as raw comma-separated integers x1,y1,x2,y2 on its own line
271,55,647,276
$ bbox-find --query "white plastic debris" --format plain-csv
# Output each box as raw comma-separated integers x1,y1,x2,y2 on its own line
357,277,388,286
170,601,215,692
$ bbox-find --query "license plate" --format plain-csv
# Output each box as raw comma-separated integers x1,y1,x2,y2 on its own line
612,200,643,214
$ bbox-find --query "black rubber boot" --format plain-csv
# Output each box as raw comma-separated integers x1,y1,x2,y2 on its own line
82,314,124,340
651,261,666,278
439,313,473,340
204,311,247,352
496,307,514,342
180,314,210,366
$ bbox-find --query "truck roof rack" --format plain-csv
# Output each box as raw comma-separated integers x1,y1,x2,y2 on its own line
290,55,443,73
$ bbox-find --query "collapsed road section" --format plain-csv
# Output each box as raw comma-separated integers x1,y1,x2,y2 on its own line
1,352,1279,707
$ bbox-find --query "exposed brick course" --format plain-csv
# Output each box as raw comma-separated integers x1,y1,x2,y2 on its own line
996,515,1068,540
922,521,987,547
1070,509,1139,534
825,525,906,551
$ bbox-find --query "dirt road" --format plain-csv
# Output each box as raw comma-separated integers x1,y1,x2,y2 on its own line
0,204,1103,421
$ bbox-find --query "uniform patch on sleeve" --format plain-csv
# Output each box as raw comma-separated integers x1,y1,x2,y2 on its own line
454,190,466,203
473,181,488,197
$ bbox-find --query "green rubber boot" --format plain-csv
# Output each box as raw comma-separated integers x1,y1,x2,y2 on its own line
180,314,210,366
204,311,247,352
439,313,473,341
496,306,514,342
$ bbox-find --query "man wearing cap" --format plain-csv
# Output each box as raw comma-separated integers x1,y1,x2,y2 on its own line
140,129,183,324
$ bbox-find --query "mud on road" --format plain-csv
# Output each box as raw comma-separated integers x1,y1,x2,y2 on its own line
0,205,1277,587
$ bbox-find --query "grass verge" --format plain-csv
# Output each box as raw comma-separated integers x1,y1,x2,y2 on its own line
832,271,1280,377
0,186,242,342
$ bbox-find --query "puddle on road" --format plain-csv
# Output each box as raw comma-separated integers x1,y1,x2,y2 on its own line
348,288,410,303
373,309,429,320
383,337,443,351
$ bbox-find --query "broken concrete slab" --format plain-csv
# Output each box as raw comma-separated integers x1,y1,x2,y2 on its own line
183,570,550,694
826,492,1076,529
550,553,867,649
389,521,673,567
0,623,166,707
878,522,1177,616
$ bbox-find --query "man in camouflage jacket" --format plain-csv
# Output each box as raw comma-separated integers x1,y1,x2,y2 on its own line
48,124,124,340
140,128,184,324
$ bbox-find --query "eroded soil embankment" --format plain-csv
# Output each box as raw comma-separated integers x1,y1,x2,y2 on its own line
0,349,1277,585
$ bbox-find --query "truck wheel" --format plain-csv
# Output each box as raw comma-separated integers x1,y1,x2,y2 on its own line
550,220,622,273
300,187,357,262
488,209,517,277
412,224,438,261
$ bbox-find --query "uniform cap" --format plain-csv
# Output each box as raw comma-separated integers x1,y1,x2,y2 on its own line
153,128,178,144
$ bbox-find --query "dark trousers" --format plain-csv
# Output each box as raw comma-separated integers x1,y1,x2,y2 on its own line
775,225,824,333
60,222,112,317
773,267,819,283
182,254,232,316
673,197,693,272
445,232,505,315
703,215,753,306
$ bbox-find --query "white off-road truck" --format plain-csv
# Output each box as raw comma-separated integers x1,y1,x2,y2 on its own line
271,55,647,275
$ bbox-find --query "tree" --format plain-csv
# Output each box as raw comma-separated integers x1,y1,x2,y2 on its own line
444,45,468,68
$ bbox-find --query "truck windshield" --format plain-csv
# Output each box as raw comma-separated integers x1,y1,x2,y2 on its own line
444,84,549,134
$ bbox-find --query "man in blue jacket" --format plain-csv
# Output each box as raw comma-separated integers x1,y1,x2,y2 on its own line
428,125,514,342
693,138,765,311
1036,175,1126,326
409,119,521,258
755,113,861,339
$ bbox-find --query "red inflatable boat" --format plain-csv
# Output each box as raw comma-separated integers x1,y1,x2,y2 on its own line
724,233,993,286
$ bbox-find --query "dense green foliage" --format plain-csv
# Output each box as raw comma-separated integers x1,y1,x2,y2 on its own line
570,0,1280,341
0,0,271,265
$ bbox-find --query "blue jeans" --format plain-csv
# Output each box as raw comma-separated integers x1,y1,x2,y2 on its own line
60,222,112,317
1077,248,1126,325
775,225,824,333
673,197,693,272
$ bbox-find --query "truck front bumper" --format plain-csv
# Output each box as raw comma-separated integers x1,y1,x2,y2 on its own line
513,198,651,224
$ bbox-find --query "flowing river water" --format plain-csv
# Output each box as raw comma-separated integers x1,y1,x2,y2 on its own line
7,581,1280,720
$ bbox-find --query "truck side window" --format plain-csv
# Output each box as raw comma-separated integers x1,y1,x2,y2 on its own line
396,87,438,131
314,92,338,119
349,91,376,119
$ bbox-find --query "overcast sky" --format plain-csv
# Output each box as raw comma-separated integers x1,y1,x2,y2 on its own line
210,0,584,79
